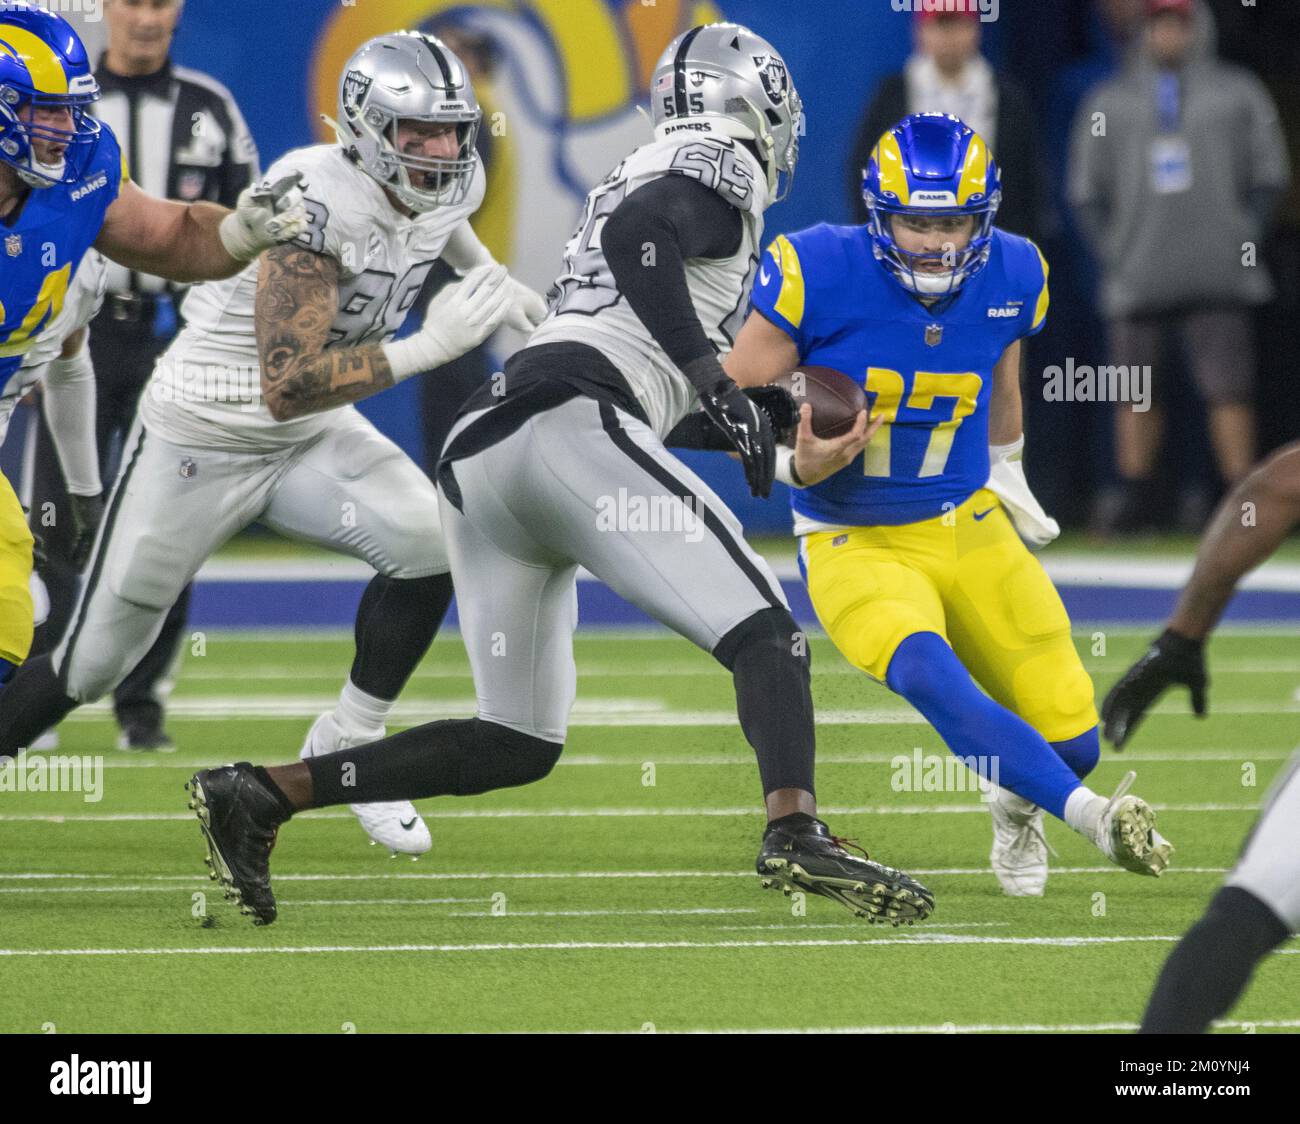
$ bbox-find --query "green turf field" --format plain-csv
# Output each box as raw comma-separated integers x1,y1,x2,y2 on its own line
2,627,1297,1034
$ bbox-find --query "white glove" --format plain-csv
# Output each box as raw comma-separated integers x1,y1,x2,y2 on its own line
504,277,547,334
219,173,310,263
986,436,1060,549
382,263,513,381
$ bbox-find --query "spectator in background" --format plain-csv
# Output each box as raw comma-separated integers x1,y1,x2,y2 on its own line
26,0,259,750
1069,0,1289,534
848,6,1045,242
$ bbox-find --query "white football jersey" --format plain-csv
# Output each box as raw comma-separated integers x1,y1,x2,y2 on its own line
527,133,768,438
0,250,107,446
141,143,486,450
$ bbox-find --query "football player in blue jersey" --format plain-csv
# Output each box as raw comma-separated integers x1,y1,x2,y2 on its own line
0,3,307,687
725,113,1174,894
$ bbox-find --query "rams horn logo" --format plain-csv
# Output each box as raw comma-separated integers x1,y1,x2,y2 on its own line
752,54,788,106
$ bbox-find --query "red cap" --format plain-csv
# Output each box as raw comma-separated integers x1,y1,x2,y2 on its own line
1147,0,1193,19
917,5,981,23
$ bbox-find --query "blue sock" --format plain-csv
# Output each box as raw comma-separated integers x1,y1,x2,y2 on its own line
885,632,1082,820
1052,727,1100,781
0,657,13,686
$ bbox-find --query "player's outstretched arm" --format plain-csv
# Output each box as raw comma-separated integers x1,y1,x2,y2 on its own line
95,176,307,282
1102,441,1300,747
255,245,393,422
256,247,513,422
1170,441,1300,640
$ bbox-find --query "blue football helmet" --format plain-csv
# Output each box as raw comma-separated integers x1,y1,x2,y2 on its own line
0,2,101,188
861,113,1001,298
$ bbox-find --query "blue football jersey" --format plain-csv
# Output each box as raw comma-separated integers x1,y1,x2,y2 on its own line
0,126,125,395
750,223,1049,526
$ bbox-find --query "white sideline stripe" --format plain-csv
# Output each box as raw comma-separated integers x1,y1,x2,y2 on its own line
196,555,1300,591
635,1019,1300,1034
0,866,1236,883
78,748,1298,769
0,934,1295,958
173,658,1300,681
200,625,1300,641
58,696,1300,724
0,802,1262,823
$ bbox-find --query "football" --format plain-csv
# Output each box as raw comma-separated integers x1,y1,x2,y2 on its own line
772,365,867,442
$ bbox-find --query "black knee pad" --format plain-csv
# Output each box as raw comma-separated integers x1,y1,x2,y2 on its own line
456,718,564,795
712,607,809,674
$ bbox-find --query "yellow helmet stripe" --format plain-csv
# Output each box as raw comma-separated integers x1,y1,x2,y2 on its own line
772,235,805,329
957,132,990,205
1031,242,1050,330
0,24,70,95
873,131,910,204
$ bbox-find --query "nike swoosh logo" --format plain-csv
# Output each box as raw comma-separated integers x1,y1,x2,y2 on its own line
399,817,419,831
974,508,996,521
759,267,772,286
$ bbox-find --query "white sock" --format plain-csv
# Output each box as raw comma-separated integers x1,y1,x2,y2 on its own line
333,679,392,737
1063,785,1104,835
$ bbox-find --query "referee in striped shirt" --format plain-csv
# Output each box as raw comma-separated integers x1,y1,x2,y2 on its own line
28,0,258,751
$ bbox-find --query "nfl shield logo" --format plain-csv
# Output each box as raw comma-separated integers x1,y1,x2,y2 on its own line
5,233,21,257
925,323,944,347
179,458,197,479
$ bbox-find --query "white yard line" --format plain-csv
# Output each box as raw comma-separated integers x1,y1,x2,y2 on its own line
636,1019,1300,1034
73,749,1298,769
55,695,1300,724
0,866,1236,884
0,802,1263,823
0,934,1295,958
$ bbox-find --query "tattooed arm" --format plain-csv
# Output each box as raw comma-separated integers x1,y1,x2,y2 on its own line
255,245,394,422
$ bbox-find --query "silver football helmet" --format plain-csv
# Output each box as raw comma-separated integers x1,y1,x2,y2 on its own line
649,23,803,204
326,31,480,213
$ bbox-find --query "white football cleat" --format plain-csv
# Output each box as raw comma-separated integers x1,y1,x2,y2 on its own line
298,712,432,857
988,785,1053,896
1089,770,1173,877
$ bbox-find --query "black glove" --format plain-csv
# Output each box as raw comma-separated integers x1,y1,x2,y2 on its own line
68,493,104,570
746,385,798,446
665,386,798,453
697,380,776,498
1101,628,1208,749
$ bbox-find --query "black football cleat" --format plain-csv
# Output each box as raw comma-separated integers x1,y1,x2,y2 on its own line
757,817,935,926
187,763,288,926
118,721,176,752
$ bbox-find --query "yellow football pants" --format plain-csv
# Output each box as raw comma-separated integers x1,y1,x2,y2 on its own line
802,488,1097,743
0,468,35,666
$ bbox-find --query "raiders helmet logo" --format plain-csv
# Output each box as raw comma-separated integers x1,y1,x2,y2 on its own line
342,68,373,116
752,54,788,106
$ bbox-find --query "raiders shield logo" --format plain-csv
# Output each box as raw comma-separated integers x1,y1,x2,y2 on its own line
179,458,198,479
342,68,373,115
5,233,21,257
752,54,788,106
925,323,944,347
